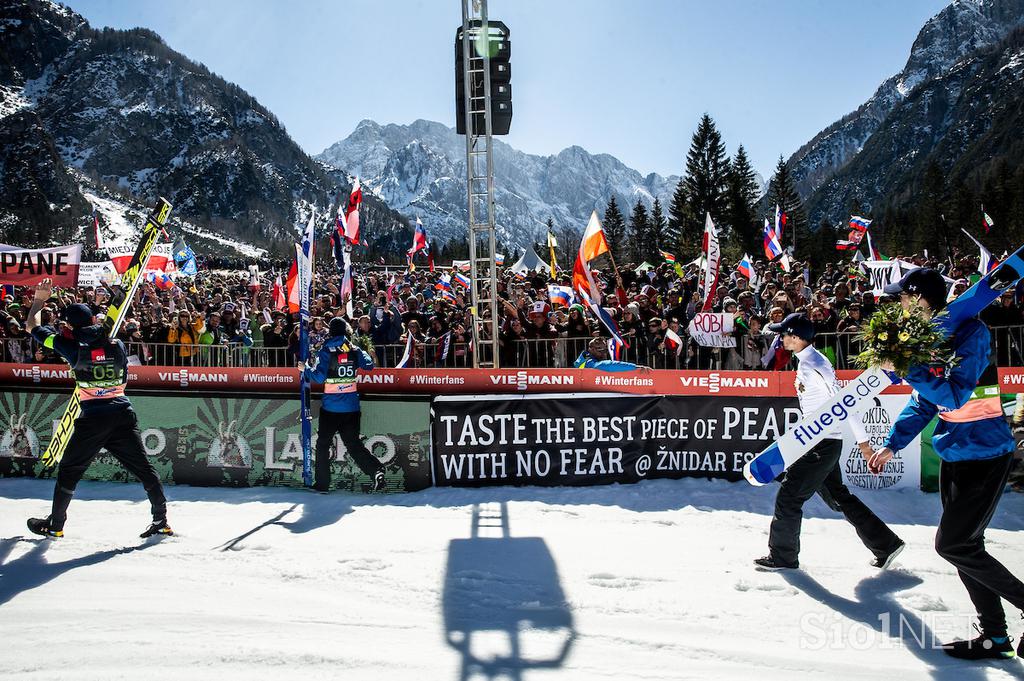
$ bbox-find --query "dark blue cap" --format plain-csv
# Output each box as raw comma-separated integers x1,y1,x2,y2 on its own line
883,267,948,311
767,312,815,341
60,303,94,328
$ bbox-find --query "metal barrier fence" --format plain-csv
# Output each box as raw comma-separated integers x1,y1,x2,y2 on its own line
3,326,1023,370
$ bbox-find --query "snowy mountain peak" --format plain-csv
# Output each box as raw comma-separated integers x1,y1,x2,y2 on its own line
317,120,679,247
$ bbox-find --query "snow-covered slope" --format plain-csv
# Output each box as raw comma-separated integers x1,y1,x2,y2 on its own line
318,119,681,247
787,0,1024,203
2,477,1023,680
0,0,408,255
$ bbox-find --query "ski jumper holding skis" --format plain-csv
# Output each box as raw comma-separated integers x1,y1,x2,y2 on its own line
871,268,1024,659
25,282,170,538
300,317,385,492
756,313,903,571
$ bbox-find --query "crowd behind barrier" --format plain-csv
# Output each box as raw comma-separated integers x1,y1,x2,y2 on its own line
2,247,1024,371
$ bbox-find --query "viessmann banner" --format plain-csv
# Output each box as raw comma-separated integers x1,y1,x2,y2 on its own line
430,394,921,490
0,366,914,397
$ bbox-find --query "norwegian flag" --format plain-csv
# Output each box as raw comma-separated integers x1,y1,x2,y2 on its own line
343,179,362,245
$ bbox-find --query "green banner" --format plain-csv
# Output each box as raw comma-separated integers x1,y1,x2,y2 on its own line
0,393,431,492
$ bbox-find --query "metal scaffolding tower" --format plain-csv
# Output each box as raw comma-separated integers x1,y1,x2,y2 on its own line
459,0,501,368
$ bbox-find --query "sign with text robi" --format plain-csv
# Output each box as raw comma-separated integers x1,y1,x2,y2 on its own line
0,244,82,287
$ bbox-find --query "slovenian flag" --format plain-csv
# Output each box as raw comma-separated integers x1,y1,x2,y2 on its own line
436,274,452,292
849,216,871,232
775,205,787,242
659,249,676,264
737,253,753,280
453,272,471,288
548,285,574,307
961,228,999,274
495,253,505,266
408,218,428,255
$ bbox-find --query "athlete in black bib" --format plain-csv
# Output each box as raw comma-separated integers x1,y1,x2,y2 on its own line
24,279,171,538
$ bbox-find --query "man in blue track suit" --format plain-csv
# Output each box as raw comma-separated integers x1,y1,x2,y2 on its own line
870,268,1024,660
574,337,651,372
299,317,386,493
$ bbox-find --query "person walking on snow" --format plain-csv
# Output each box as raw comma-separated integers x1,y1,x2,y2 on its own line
24,279,171,539
870,268,1024,661
754,313,904,571
299,317,386,493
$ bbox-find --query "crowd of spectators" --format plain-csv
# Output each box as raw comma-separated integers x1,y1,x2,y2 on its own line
1,247,1023,371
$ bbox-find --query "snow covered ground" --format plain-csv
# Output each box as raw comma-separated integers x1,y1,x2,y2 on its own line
2,477,1024,681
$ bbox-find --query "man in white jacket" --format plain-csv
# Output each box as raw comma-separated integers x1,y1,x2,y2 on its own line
754,313,905,571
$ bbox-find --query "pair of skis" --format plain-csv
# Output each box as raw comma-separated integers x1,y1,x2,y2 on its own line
41,198,173,468
743,245,1024,485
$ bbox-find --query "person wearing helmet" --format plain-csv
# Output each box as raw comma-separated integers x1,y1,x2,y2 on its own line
871,268,1024,660
23,279,171,539
299,316,386,493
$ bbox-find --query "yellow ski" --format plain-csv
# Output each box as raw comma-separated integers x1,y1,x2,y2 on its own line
42,198,172,468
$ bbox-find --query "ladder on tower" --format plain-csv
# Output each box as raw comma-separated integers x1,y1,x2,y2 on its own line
460,0,500,368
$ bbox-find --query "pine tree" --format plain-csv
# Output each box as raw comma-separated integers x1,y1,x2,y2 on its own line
667,178,689,252
603,196,627,263
628,200,650,264
649,197,668,256
724,145,760,256
682,114,730,240
764,155,806,256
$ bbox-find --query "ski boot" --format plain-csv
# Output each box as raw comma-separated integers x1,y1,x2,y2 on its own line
27,517,63,539
140,518,174,538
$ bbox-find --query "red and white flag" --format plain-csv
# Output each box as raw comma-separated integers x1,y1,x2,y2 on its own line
272,274,287,311
664,327,683,356
92,208,105,250
344,179,362,245
286,248,300,314
699,213,720,312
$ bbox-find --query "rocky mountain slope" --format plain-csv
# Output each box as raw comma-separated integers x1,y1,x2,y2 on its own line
0,0,409,255
787,0,1024,220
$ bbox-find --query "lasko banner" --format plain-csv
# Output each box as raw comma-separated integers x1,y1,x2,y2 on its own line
0,393,432,493
0,244,82,287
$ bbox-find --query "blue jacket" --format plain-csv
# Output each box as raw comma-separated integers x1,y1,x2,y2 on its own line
303,335,374,413
884,317,1013,462
574,351,641,373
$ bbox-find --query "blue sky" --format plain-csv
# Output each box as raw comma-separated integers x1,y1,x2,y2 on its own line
65,0,949,180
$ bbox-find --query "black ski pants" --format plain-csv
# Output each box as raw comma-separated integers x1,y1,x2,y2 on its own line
937,452,1024,636
51,408,167,530
769,438,901,566
314,409,382,492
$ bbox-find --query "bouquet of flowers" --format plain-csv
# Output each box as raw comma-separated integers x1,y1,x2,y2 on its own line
854,303,956,376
